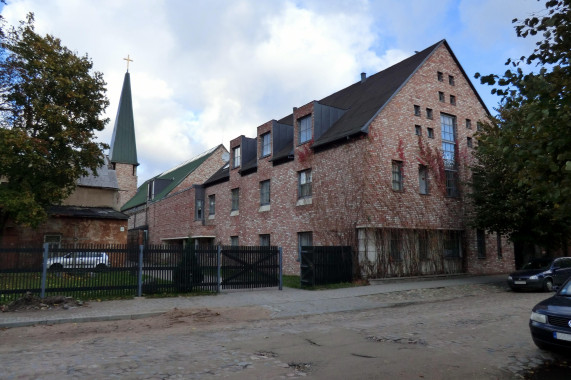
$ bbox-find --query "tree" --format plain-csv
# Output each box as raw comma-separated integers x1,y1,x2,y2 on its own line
0,14,109,240
471,0,571,250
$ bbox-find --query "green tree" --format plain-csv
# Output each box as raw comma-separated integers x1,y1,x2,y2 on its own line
471,0,570,250
0,14,109,240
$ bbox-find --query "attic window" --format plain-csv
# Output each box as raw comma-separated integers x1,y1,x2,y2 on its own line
233,146,241,168
414,105,421,116
437,71,444,82
261,132,271,157
449,75,455,86
466,119,472,129
298,115,312,144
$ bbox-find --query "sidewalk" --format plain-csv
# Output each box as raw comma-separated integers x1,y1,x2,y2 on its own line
0,274,507,328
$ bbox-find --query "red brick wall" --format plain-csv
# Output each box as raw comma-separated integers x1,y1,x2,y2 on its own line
115,163,138,210
2,217,127,247
143,146,228,245
142,44,516,276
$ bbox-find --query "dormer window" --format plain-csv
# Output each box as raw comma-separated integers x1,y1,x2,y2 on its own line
233,146,241,168
299,115,312,144
261,133,271,157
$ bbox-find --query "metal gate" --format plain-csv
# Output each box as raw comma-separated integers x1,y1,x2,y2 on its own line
219,246,281,289
300,246,353,287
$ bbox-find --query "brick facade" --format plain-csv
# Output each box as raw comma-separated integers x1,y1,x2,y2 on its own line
115,162,138,210
128,41,516,277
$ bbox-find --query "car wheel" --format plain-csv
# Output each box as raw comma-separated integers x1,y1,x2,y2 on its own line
49,263,63,271
543,278,554,292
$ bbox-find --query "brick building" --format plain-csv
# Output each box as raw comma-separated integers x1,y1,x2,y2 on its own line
121,145,229,246
0,71,138,248
125,40,515,277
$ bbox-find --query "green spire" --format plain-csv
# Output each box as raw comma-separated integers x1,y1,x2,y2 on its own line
110,72,138,165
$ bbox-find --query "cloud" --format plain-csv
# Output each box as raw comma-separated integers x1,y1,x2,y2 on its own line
2,0,545,183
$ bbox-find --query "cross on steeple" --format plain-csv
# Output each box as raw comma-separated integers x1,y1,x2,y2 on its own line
123,54,133,72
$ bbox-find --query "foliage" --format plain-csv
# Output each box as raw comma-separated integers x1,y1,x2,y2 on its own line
471,0,571,249
0,14,109,234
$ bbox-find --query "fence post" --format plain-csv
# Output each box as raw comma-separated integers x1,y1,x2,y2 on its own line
137,245,144,297
217,245,222,293
279,247,283,291
41,243,49,299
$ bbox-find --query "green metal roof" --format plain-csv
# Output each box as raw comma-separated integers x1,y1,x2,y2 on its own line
121,145,223,211
110,72,138,165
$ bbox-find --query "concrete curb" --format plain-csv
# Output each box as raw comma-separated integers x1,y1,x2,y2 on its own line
0,312,165,329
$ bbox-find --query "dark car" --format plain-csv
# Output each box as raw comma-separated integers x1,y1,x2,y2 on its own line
507,257,571,292
529,277,571,351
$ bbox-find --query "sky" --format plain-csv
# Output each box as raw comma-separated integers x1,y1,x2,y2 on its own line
1,0,545,184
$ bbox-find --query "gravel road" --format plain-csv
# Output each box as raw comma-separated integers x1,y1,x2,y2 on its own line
1,281,569,379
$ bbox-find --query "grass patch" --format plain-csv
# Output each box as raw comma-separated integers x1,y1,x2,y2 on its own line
282,275,301,288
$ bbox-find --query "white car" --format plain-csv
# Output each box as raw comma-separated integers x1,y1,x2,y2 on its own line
47,252,110,270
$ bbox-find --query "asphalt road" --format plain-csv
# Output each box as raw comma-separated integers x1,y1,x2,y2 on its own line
1,279,570,379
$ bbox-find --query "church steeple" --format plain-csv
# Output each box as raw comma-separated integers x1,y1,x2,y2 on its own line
110,60,139,210
110,70,138,166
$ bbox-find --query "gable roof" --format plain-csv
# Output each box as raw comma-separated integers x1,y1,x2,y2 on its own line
308,39,489,149
110,72,139,165
121,145,223,211
203,163,230,187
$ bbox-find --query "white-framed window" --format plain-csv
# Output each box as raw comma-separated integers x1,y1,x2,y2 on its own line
233,146,241,168
298,169,312,198
261,133,271,157
299,115,312,144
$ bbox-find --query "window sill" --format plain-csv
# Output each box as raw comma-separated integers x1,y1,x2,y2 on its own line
208,215,215,220
296,197,312,206
230,210,239,216
259,204,270,212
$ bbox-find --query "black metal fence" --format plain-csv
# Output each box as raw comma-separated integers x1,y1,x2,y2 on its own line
300,246,353,287
0,244,282,304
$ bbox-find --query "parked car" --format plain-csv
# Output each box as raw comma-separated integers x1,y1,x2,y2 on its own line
529,277,571,351
47,252,110,270
507,257,571,292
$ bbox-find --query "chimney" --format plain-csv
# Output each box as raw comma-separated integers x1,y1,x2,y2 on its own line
361,72,367,83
